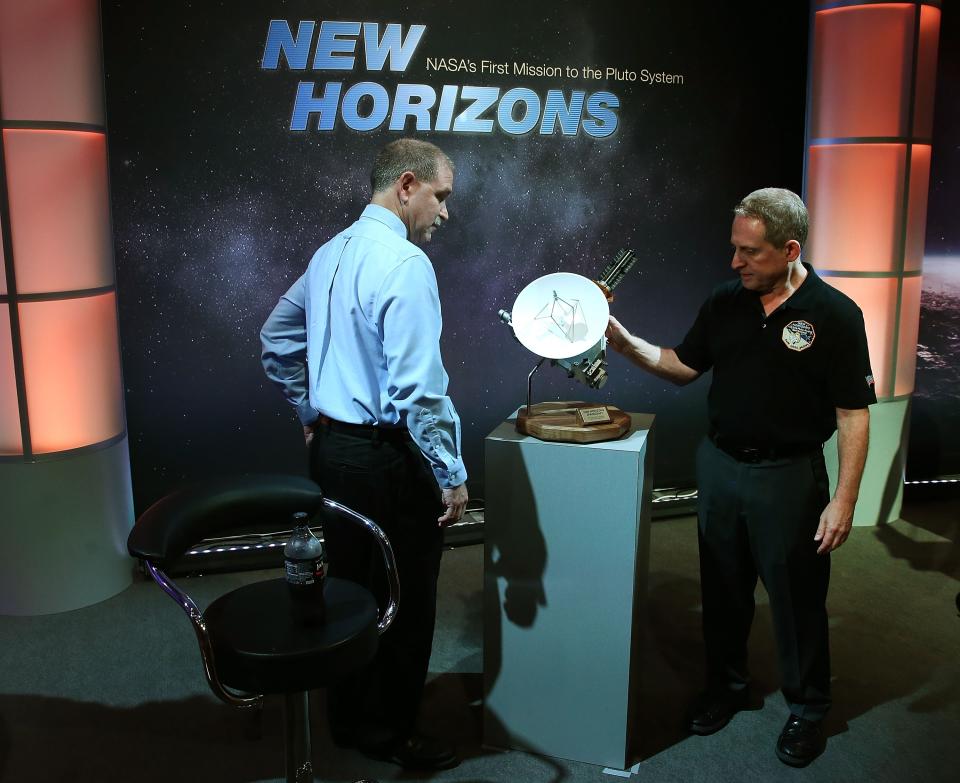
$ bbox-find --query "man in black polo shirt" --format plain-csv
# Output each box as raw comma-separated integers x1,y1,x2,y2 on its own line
606,188,875,767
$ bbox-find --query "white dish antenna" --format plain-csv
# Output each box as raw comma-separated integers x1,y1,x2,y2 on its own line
509,272,609,360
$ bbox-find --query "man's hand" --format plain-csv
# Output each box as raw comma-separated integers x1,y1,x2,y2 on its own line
438,483,468,527
814,497,854,554
605,315,632,354
606,315,699,386
303,422,317,447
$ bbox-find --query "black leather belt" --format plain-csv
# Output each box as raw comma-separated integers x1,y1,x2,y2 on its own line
318,415,410,443
710,433,821,463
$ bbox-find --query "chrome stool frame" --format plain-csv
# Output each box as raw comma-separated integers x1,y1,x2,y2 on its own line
129,476,399,783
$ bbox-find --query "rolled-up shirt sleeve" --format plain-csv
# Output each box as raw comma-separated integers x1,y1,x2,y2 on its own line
376,257,467,489
260,275,319,426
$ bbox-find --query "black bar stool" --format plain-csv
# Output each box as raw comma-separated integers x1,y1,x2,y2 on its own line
127,474,398,783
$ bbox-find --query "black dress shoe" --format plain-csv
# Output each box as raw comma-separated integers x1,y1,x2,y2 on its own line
359,733,459,770
686,689,748,735
776,715,824,767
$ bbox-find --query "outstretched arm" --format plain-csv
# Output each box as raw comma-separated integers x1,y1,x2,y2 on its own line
606,315,701,386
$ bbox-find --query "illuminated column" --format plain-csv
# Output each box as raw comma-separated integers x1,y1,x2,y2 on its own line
0,0,134,613
805,1,941,524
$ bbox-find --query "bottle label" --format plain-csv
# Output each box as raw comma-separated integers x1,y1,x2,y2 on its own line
286,559,324,586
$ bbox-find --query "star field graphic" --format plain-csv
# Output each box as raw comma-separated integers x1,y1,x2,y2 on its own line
103,1,808,510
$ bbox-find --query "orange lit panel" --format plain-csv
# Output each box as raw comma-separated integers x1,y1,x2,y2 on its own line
823,276,898,400
0,0,104,124
19,293,123,453
811,4,914,139
3,129,114,294
913,5,941,139
895,276,921,397
904,145,931,272
0,305,23,455
0,208,6,296
807,144,906,273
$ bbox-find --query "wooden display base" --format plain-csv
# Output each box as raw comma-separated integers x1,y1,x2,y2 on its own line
515,401,631,443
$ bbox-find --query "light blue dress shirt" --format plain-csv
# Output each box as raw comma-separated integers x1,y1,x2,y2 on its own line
260,204,467,489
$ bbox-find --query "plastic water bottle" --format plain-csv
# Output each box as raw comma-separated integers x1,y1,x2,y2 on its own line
284,511,326,625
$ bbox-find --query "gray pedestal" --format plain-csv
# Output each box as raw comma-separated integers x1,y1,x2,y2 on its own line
483,412,654,769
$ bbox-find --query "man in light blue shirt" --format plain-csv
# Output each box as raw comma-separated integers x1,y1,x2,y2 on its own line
260,138,467,770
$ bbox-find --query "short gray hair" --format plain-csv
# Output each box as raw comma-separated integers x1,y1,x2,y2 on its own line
370,138,453,194
734,188,808,249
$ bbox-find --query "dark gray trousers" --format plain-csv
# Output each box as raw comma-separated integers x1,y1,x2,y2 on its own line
696,437,832,721
310,425,444,742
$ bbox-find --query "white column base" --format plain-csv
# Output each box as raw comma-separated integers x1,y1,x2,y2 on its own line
823,398,908,527
0,436,135,615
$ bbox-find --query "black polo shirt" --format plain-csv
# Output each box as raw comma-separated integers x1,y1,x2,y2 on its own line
674,263,876,450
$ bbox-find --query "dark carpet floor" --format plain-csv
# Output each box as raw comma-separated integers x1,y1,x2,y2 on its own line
1,493,957,782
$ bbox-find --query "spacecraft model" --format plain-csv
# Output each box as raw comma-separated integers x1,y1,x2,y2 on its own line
498,248,637,443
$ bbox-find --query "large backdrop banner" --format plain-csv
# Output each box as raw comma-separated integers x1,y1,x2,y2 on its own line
103,1,807,512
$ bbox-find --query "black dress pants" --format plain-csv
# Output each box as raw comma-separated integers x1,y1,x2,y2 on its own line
696,437,832,721
310,424,444,742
